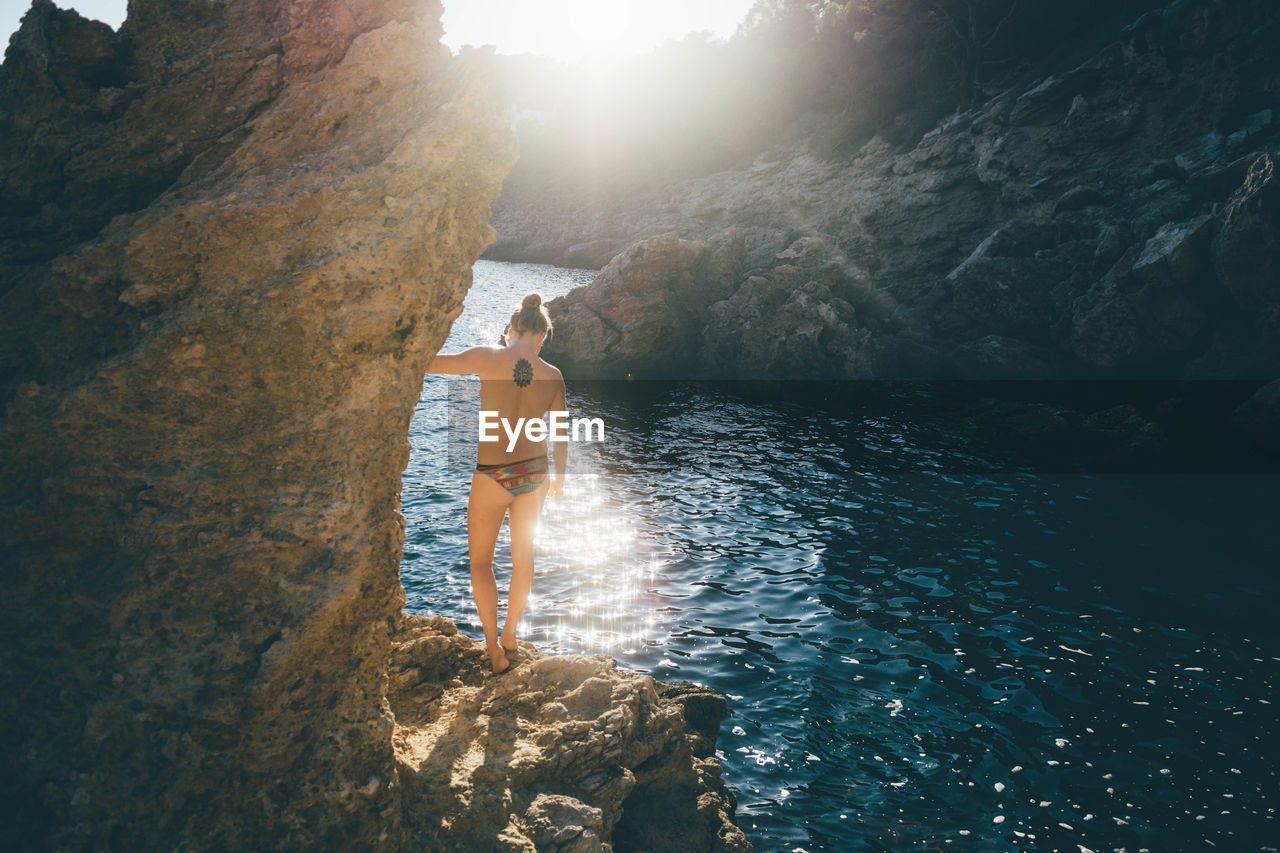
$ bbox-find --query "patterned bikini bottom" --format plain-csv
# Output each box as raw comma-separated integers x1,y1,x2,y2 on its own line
475,455,549,496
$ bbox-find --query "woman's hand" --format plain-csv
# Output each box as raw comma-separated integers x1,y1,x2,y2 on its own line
549,476,565,502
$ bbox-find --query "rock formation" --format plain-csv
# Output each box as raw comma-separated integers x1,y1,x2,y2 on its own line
0,0,518,848
390,615,751,852
495,0,1280,381
544,230,745,377
1211,152,1280,322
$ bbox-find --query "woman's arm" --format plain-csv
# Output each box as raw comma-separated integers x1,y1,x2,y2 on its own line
425,346,496,375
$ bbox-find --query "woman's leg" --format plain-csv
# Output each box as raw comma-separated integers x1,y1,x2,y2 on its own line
468,472,513,673
502,477,550,650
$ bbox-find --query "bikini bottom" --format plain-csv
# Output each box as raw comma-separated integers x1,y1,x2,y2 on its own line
475,455,549,496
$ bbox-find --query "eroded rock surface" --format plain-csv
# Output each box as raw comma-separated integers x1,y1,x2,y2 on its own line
389,615,752,852
544,228,921,379
0,0,514,849
543,230,744,377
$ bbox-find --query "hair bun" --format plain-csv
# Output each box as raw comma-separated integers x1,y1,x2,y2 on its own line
521,293,542,310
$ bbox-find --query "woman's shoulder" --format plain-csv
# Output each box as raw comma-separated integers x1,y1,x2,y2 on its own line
534,358,563,386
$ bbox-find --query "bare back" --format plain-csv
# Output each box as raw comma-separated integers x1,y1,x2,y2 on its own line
476,347,564,465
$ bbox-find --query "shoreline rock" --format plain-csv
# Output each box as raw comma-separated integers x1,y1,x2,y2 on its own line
390,614,752,852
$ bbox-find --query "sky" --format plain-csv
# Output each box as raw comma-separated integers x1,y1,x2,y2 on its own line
2,0,755,63
441,0,755,61
1,0,124,52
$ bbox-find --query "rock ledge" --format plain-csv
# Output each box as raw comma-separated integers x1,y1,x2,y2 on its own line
390,614,753,852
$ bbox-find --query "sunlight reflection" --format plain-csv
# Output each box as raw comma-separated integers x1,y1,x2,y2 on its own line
528,470,664,657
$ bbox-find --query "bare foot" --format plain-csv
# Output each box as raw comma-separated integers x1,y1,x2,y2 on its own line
488,645,510,675
499,630,518,655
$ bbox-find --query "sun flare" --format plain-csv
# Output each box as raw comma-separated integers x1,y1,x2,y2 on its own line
532,471,662,655
528,0,638,62
564,0,631,54
440,0,755,64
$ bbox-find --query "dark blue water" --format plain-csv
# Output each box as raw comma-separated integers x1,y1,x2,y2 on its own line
401,261,1280,852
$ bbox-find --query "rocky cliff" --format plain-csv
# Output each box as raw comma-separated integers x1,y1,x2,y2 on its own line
503,0,1280,381
0,0,515,848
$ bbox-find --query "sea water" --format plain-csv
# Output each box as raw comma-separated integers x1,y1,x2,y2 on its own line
400,260,1280,852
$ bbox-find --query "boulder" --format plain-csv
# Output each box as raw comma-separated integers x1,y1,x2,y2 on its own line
542,230,745,376
1010,75,1077,126
389,615,751,852
1070,217,1216,370
559,239,625,271
1130,215,1213,289
1053,91,1143,147
1070,277,1147,368
945,219,1061,281
1094,222,1134,267
1081,404,1168,459
1007,45,1116,127
774,234,839,272
536,228,903,379
1212,153,1280,311
1053,184,1109,214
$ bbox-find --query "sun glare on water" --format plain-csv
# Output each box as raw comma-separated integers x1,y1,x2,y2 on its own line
448,467,669,657
530,472,664,655
439,461,668,657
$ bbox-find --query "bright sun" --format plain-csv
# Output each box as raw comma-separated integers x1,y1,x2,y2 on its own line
564,0,632,54
439,0,760,65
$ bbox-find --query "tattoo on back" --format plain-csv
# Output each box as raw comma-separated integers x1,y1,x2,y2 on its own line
513,358,533,387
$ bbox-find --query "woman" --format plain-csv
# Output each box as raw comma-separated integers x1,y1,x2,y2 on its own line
426,293,566,674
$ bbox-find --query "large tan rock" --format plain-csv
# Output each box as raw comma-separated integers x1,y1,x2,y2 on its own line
0,0,515,849
389,615,752,852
